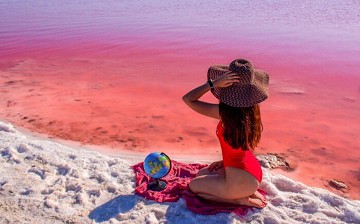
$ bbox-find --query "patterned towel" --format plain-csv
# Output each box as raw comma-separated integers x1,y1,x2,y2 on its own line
132,160,262,217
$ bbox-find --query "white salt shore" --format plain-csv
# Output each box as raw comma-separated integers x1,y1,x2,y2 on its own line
1,121,359,224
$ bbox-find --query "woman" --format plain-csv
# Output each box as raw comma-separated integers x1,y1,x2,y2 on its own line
182,59,269,208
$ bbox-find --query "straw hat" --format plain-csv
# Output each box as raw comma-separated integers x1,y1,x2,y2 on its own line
207,59,269,108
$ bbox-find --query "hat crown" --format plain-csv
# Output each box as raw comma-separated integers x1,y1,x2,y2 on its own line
229,59,253,73
229,59,254,83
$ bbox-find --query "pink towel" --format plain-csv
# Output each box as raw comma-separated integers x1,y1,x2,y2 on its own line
132,160,262,217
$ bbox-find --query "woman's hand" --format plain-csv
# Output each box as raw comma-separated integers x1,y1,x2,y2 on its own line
213,73,240,88
207,160,224,172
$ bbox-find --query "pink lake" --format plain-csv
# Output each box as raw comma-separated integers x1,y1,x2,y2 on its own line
1,0,359,199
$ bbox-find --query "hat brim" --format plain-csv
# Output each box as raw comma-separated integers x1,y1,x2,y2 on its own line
207,64,269,107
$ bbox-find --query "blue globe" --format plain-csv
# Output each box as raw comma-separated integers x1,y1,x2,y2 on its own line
143,152,172,179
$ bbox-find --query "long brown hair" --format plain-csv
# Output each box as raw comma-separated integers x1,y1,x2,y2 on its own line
219,102,263,150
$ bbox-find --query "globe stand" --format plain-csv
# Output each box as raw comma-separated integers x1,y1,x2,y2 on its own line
147,178,167,191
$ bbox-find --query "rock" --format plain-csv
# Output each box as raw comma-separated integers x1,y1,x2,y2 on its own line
257,153,295,171
329,179,347,190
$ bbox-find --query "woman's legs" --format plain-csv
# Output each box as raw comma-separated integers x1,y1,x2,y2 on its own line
189,167,265,208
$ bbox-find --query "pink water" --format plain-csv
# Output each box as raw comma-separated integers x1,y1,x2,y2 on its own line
1,0,359,199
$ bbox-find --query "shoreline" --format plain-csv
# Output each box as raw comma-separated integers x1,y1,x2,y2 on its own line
0,117,220,163
2,117,358,201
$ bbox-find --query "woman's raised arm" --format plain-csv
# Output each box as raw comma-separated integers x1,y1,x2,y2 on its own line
182,82,219,119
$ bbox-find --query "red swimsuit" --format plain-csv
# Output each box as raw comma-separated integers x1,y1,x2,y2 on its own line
216,121,263,183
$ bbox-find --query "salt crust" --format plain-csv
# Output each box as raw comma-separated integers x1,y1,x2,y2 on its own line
0,122,359,224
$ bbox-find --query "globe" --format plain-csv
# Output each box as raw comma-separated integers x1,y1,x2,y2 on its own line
143,152,172,179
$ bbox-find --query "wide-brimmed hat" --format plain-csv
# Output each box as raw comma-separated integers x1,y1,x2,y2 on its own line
207,59,269,108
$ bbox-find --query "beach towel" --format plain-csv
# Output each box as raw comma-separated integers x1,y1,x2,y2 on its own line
132,160,260,217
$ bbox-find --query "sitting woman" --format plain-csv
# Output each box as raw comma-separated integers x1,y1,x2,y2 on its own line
182,59,269,208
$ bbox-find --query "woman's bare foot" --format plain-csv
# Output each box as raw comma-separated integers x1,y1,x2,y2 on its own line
235,197,266,208
250,190,267,204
